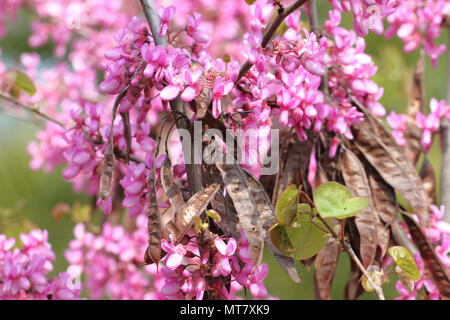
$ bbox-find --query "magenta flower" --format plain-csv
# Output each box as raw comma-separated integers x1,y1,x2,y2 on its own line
387,111,407,146
161,235,186,269
213,238,237,276
181,68,203,102
186,12,209,43
158,6,176,37
237,263,269,299
212,77,234,118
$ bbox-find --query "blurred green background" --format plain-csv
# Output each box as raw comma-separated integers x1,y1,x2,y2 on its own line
0,2,447,299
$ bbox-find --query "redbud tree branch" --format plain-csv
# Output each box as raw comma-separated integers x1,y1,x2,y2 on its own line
139,0,203,194
440,24,450,223
140,0,166,47
236,0,309,83
307,0,319,36
0,92,66,128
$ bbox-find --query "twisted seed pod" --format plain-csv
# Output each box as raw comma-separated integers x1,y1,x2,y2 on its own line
99,152,115,200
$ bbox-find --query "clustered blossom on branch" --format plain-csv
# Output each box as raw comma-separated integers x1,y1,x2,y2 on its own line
65,219,270,300
388,98,450,152
0,230,81,300
328,0,396,36
328,0,450,67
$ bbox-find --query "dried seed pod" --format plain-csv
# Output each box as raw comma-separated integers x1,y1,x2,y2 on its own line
147,157,162,264
340,148,377,268
162,183,220,242
161,157,185,210
314,237,340,299
99,152,115,200
214,150,265,267
351,109,430,227
245,169,301,283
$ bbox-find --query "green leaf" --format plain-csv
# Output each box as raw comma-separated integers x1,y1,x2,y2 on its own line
313,182,369,219
285,214,330,260
194,216,209,235
15,71,36,96
275,185,299,226
388,246,420,281
338,197,370,219
297,203,312,215
269,223,295,256
245,0,256,4
206,209,221,222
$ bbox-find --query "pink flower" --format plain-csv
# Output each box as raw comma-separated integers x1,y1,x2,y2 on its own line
158,6,176,37
186,12,209,43
181,68,203,102
213,238,237,276
212,77,234,118
237,263,269,299
387,111,407,146
161,235,186,269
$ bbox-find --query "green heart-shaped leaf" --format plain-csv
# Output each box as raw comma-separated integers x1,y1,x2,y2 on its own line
388,246,420,281
284,214,330,260
275,185,299,226
15,71,36,96
269,223,295,256
314,182,369,219
336,197,370,219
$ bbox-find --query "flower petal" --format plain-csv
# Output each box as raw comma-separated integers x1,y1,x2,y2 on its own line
181,86,197,102
160,85,180,101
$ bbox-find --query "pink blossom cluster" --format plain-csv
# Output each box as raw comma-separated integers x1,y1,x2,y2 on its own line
158,0,270,58
324,9,385,132
0,229,81,300
387,98,450,152
384,0,450,67
228,5,385,176
65,218,270,300
328,0,396,37
0,0,22,38
154,229,270,300
118,154,178,218
388,205,450,300
328,0,450,67
65,220,156,299
1,1,388,187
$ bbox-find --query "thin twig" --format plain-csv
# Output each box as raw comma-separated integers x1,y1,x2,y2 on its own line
308,0,319,36
236,0,308,83
140,0,166,46
140,0,203,195
0,92,66,128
